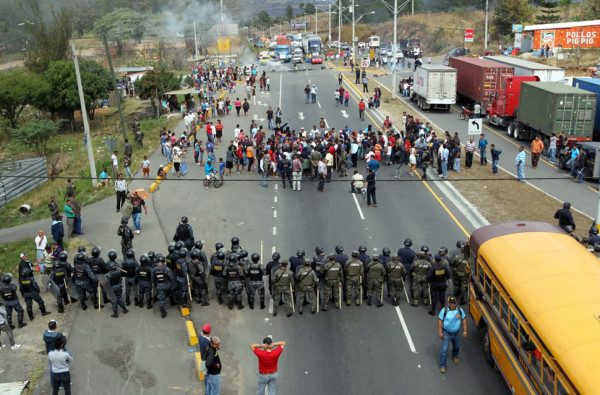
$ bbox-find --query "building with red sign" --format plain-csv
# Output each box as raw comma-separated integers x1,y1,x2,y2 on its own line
524,20,600,50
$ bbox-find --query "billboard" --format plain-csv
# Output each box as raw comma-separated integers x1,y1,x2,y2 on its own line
533,26,600,49
464,28,474,42
290,22,307,29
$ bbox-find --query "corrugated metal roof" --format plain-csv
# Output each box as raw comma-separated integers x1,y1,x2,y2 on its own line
524,20,600,31
484,55,564,71
525,81,599,94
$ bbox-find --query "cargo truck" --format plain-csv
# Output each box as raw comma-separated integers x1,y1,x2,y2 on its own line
275,37,291,62
572,77,600,140
483,56,566,82
409,65,457,111
507,82,597,147
449,57,514,108
486,76,540,128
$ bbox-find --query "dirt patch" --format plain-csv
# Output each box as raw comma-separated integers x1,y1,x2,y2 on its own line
94,340,157,389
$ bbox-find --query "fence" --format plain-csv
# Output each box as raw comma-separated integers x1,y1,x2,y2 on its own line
0,157,48,208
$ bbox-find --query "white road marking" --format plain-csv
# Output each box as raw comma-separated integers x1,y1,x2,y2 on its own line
274,184,278,191
272,246,276,254
395,305,417,353
269,299,273,314
352,193,365,220
273,210,277,218
278,73,283,108
324,119,329,129
274,196,278,203
273,227,277,235
317,102,321,109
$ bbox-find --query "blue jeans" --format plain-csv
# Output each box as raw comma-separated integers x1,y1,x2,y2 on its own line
311,93,316,103
268,119,273,129
454,158,460,173
305,94,309,104
480,151,487,165
206,374,221,395
517,164,525,182
256,372,277,395
74,217,82,234
262,172,268,187
567,159,576,176
442,161,448,178
492,159,499,174
549,148,556,163
124,166,133,177
439,330,461,368
132,213,141,231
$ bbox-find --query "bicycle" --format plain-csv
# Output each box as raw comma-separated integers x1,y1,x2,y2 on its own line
203,170,222,188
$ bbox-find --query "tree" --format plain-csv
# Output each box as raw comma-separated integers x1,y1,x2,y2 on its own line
92,8,146,57
304,3,316,14
285,5,294,22
134,68,181,116
536,0,560,23
23,1,73,73
0,70,50,129
12,119,58,156
298,3,305,15
582,0,600,19
492,0,534,37
44,60,112,121
257,10,272,29
558,0,572,21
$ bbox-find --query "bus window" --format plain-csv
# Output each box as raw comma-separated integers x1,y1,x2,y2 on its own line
493,285,500,313
543,358,556,394
510,311,519,340
532,348,542,377
484,273,492,298
557,378,568,395
478,262,484,286
519,326,530,359
501,298,509,325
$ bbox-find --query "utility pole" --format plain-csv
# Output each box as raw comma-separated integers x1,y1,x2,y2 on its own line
328,4,332,43
412,0,414,16
338,0,342,54
351,0,355,66
102,34,127,140
194,21,199,59
71,41,97,187
315,9,318,35
484,0,489,51
392,0,398,98
220,0,225,35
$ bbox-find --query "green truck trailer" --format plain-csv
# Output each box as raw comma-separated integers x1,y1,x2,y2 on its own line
508,82,597,146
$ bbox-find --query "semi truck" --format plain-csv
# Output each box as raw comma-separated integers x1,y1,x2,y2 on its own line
275,37,291,62
449,57,514,108
306,35,322,54
507,82,597,146
409,64,457,111
486,75,540,128
573,77,600,140
483,55,566,83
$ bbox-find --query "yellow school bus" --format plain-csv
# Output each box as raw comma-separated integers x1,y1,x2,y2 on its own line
468,221,599,395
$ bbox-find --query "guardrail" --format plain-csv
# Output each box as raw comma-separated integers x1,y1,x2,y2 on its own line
0,157,48,208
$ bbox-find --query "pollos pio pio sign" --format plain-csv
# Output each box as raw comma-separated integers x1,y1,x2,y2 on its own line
529,24,600,49
465,28,474,42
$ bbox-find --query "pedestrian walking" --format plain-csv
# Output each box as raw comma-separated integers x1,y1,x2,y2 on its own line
48,338,72,395
317,158,327,192
362,76,369,92
44,320,67,387
515,146,526,183
250,338,286,395
438,296,467,374
205,336,222,395
365,168,377,207
310,85,318,103
64,201,75,238
530,136,543,168
114,174,128,213
358,99,365,121
0,305,20,350
111,151,119,178
123,154,133,177
478,134,488,165
490,144,502,175
129,191,147,234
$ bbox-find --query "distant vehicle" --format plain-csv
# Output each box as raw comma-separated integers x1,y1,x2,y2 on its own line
368,36,380,48
329,41,340,48
358,42,366,49
409,64,457,111
293,53,303,64
311,55,323,64
443,47,471,65
341,43,350,51
259,57,271,64
558,141,600,179
399,38,421,58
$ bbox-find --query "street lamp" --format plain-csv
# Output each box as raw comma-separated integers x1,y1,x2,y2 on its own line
380,0,411,98
351,1,374,66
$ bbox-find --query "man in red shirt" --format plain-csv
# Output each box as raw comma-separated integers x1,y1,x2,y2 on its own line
250,337,286,395
358,99,366,121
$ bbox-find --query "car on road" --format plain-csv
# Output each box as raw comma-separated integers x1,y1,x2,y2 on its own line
259,56,271,64
293,53,303,63
329,41,340,49
341,43,350,51
557,141,600,180
311,55,323,64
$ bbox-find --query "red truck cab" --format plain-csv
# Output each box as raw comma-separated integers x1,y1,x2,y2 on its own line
486,76,540,128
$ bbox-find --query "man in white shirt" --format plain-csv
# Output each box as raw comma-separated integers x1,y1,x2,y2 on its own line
48,338,72,394
114,174,128,213
350,170,364,193
309,126,319,139
35,230,48,264
317,158,327,192
234,125,241,140
111,151,119,177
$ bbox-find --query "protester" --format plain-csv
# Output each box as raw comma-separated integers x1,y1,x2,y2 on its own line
250,338,286,395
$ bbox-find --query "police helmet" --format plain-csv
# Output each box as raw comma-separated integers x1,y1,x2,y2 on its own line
315,246,324,254
108,249,118,260
251,253,260,263
178,249,187,258
439,246,448,255
456,241,465,249
358,245,367,253
351,251,359,257
194,241,204,250
391,254,399,261
382,247,391,256
148,251,156,260
2,274,11,284
139,255,149,265
272,252,280,261
174,241,184,250
78,246,87,253
231,237,240,246
281,260,289,266
328,253,336,260
564,225,574,233
190,250,200,259
181,216,189,223
304,259,311,266
335,245,344,254
592,227,599,235
156,254,166,263
215,242,224,251
121,216,128,223
421,245,429,253
297,250,305,258
126,249,135,258
75,252,86,263
20,267,32,278
372,255,380,261
563,201,571,209
91,247,100,257
240,250,248,259
416,249,425,257
58,251,68,262
107,261,117,271
217,251,226,260
404,238,413,247
168,244,175,253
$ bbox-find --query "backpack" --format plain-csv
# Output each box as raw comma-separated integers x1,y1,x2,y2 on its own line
442,306,465,321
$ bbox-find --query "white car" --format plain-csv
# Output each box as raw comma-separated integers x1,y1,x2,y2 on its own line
293,54,303,63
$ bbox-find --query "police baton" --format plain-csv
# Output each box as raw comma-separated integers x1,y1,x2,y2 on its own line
289,283,295,313
428,284,432,304
380,282,384,304
63,278,72,304
98,283,101,312
400,277,409,303
359,275,363,305
316,287,320,313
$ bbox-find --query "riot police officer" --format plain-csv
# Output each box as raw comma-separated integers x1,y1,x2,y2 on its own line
272,260,294,317
224,255,245,310
19,266,50,320
344,251,364,306
357,245,372,297
386,255,407,306
105,260,129,318
427,254,451,316
152,254,174,318
366,255,385,307
173,216,195,250
589,227,600,246
296,259,318,314
136,255,153,309
147,251,157,268
50,252,73,313
229,236,243,255
166,243,178,271
121,249,138,306
334,245,348,268
450,241,469,305
312,247,327,280
322,254,342,311
89,247,108,304
379,247,392,268
210,242,224,264
117,217,134,258
398,239,416,274
73,252,99,311
266,252,282,297
238,250,250,272
189,249,209,306
289,250,306,275
409,247,431,307
245,253,265,310
0,274,26,329
210,250,227,304
173,249,190,307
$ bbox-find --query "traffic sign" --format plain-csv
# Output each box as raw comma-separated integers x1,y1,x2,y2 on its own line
361,59,370,68
468,118,482,135
464,28,474,43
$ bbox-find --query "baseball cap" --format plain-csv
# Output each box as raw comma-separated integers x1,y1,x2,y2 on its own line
202,324,212,334
434,254,442,262
210,336,221,345
448,296,457,304
263,337,273,345
20,253,27,258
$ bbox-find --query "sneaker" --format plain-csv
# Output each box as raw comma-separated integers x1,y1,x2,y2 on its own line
453,357,460,364
440,367,446,373
0,344,5,350
135,230,140,234
11,344,21,350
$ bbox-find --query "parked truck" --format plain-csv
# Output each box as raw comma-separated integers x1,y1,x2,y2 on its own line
486,76,540,128
306,35,322,54
573,77,600,140
275,37,291,62
483,55,566,82
449,57,514,108
507,82,597,146
409,65,457,111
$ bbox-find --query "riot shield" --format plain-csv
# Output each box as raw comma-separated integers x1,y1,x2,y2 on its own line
97,274,117,303
41,275,61,298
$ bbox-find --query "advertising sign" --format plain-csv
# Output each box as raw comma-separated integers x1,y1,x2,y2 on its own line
465,28,474,42
533,25,600,49
512,24,523,33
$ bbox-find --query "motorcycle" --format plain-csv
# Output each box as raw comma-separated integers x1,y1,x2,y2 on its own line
459,106,473,120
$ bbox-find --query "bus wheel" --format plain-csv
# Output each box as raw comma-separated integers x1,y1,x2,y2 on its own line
482,327,496,369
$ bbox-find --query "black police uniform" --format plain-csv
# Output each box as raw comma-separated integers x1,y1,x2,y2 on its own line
426,261,451,315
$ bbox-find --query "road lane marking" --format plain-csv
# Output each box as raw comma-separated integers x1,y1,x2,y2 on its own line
273,210,277,218
341,74,380,126
273,227,277,235
269,299,273,314
352,193,365,220
395,306,417,353
278,73,283,108
419,178,470,237
274,184,278,191
272,246,276,254
317,101,321,108
274,196,277,203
